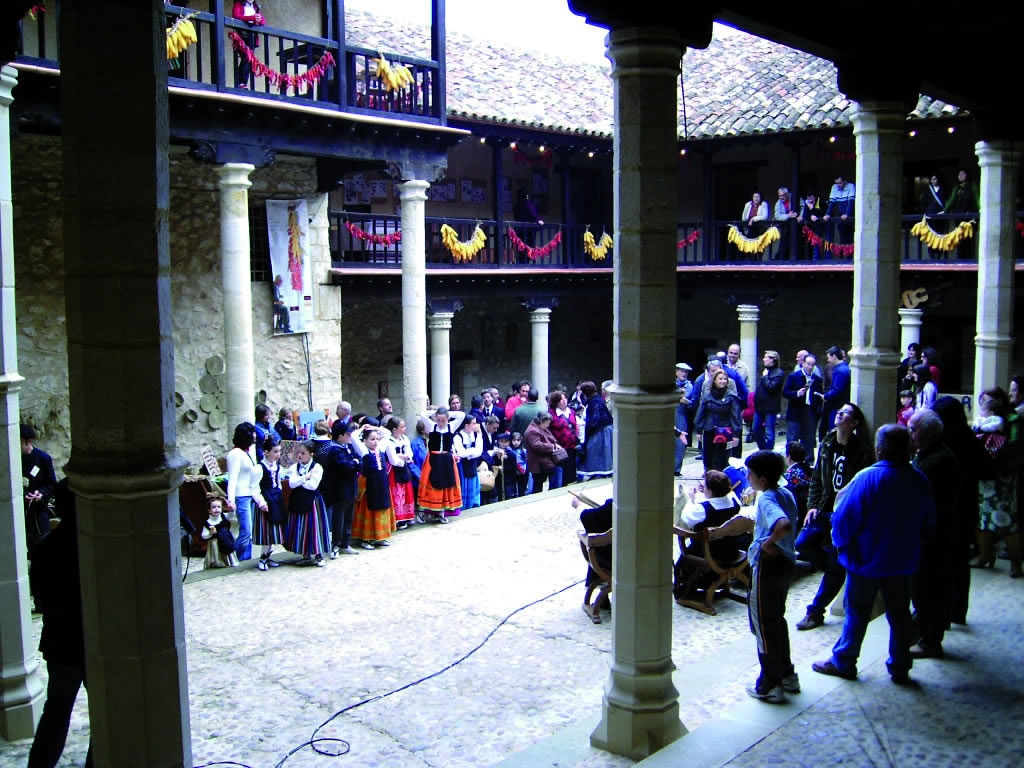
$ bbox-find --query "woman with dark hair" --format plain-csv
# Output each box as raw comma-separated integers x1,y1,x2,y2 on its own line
693,369,743,473
795,402,874,631
226,421,267,562
524,412,561,493
1009,375,1024,417
578,380,614,480
911,363,937,411
973,387,1021,576
921,347,941,390
933,396,989,623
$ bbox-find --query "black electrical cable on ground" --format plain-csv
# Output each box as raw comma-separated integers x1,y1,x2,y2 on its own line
192,578,586,768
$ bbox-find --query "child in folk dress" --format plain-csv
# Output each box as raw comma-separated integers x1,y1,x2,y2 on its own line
201,496,238,569
255,439,287,571
352,429,397,549
284,440,332,567
384,416,416,530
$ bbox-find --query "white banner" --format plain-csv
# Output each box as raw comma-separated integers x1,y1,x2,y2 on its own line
266,199,313,334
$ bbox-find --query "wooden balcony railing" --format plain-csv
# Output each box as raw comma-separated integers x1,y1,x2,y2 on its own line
330,212,1022,271
15,2,445,124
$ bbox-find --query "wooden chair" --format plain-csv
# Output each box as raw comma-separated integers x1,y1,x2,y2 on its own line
578,528,613,624
672,525,750,616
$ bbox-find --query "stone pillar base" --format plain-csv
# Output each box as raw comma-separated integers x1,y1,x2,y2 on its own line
591,695,685,760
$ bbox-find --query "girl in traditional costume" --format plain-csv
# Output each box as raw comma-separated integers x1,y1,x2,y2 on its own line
384,417,416,530
352,429,397,549
201,496,238,569
416,406,465,523
255,439,286,571
284,440,331,567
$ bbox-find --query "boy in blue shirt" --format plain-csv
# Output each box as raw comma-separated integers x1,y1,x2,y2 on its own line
710,450,799,702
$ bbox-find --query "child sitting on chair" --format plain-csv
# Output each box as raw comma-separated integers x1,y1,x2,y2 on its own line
201,495,238,568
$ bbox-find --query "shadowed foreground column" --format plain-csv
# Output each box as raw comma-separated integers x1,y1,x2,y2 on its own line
60,1,191,764
590,26,685,759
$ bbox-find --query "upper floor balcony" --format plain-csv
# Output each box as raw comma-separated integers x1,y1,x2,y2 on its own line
330,211,1024,273
15,1,446,125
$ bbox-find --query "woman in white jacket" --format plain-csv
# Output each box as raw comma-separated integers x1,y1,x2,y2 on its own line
225,421,267,562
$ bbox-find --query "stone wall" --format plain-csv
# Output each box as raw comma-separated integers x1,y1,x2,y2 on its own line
12,135,341,472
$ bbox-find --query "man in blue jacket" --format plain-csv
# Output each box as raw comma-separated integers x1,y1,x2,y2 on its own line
812,424,936,684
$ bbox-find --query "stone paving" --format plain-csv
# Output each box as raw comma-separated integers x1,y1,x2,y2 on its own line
3,455,1024,768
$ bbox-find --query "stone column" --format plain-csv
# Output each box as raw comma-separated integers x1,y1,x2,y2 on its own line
0,64,45,741
400,180,430,422
898,307,923,354
428,311,454,407
847,101,904,431
215,163,256,430
589,27,685,759
737,304,759,376
974,140,1023,398
530,307,552,395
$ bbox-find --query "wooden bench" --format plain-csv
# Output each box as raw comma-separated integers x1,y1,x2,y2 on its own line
673,525,750,616
578,528,613,624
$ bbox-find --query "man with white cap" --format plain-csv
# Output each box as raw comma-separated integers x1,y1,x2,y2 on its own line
674,363,694,475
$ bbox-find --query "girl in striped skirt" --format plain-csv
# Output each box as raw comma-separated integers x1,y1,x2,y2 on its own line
284,440,331,567
352,428,397,549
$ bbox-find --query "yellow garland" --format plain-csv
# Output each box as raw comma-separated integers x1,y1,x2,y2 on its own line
584,230,614,260
909,217,974,252
166,15,198,61
440,224,487,263
375,55,415,93
727,225,780,254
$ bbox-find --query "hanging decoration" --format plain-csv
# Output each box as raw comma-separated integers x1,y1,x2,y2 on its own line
727,225,781,255
512,146,553,169
26,5,45,20
287,206,304,290
800,225,854,258
374,54,415,93
441,223,487,263
345,220,402,246
507,228,562,261
1015,221,1024,238
584,228,614,260
677,230,701,249
166,14,199,61
909,216,975,252
228,31,335,94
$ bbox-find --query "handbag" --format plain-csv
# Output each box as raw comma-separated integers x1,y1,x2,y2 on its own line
478,463,496,492
552,446,569,463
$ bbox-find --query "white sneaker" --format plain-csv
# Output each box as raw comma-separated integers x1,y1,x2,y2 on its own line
376,540,391,547
746,683,786,703
330,547,339,560
338,546,359,555
315,555,326,567
782,673,801,693
360,541,375,550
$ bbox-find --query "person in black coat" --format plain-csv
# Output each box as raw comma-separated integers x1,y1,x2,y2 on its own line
783,354,823,460
328,420,361,555
21,423,57,554
752,351,785,451
576,497,612,587
28,479,93,768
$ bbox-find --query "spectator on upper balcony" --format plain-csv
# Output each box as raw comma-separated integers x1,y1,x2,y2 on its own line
921,174,946,217
513,189,543,226
232,0,265,89
823,176,855,247
741,191,769,238
774,188,798,223
797,193,822,260
944,169,980,216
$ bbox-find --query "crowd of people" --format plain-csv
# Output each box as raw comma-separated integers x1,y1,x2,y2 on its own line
215,379,616,568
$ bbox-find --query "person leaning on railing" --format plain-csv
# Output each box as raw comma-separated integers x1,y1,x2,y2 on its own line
232,0,266,89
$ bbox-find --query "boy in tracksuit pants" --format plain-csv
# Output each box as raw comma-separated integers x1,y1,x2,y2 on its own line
709,450,799,702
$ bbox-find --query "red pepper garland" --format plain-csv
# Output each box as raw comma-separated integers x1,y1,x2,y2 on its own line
801,225,854,258
1016,221,1024,238
512,147,553,169
228,31,335,94
345,220,402,246
677,230,701,249
507,227,562,260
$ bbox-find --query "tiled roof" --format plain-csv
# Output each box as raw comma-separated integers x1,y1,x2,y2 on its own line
345,10,961,142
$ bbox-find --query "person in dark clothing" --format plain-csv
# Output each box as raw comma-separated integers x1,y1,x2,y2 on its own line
752,350,785,451
576,496,612,587
907,408,961,659
944,169,980,259
323,420,362,557
28,479,93,768
22,423,57,554
932,396,989,624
